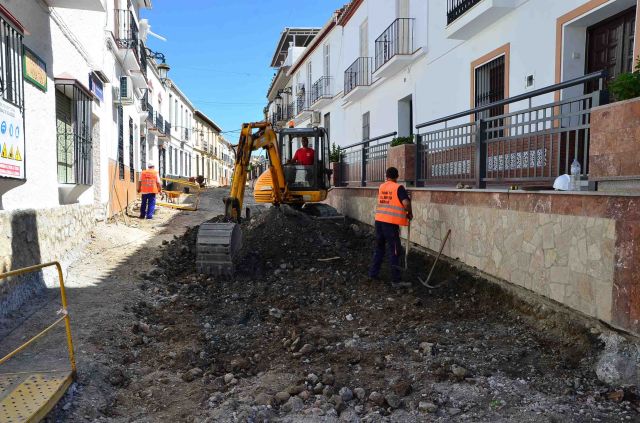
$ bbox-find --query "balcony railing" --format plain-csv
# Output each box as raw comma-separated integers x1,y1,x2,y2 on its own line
114,9,139,59
146,104,154,124
310,76,333,104
139,40,147,78
374,18,414,71
164,121,171,136
447,0,484,25
296,94,309,115
414,71,607,188
184,128,190,141
336,132,397,186
344,57,373,95
155,113,164,133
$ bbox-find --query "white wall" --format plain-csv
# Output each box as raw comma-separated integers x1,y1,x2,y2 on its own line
283,0,630,149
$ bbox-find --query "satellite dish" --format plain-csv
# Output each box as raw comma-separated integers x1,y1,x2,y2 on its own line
139,19,167,42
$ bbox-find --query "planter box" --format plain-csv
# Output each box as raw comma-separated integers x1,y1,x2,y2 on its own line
590,97,640,193
387,143,416,184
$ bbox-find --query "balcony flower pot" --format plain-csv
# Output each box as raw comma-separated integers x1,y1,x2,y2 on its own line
388,143,416,184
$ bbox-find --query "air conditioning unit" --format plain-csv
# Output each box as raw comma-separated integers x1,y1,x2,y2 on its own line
113,76,134,105
311,111,322,125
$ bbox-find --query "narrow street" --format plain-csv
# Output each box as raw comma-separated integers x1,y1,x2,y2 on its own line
2,188,637,422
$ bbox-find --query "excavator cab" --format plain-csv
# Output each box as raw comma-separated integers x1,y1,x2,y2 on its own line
253,126,330,205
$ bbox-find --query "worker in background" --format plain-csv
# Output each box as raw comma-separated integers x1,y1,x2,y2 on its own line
291,136,315,165
137,164,162,219
369,167,413,288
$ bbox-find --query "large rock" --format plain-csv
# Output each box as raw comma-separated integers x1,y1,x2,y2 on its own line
596,333,640,386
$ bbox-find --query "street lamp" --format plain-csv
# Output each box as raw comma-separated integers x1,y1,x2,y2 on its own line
157,62,170,83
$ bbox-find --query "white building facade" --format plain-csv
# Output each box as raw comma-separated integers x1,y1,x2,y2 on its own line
193,110,222,186
166,82,194,179
269,0,639,170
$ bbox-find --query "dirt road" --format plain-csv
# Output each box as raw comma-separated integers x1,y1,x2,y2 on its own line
1,188,639,422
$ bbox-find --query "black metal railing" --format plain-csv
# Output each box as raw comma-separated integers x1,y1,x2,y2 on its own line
139,40,147,78
184,128,190,141
374,18,414,71
155,112,164,134
415,71,608,188
344,57,373,95
146,103,154,124
164,121,171,136
311,76,332,104
114,9,139,51
447,0,483,25
296,95,309,115
1,15,24,109
336,132,397,186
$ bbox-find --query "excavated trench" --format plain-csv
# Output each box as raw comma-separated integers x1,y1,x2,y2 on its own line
70,206,640,422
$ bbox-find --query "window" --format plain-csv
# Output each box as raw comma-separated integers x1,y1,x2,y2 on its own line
169,94,173,121
360,20,368,57
323,44,330,77
0,13,24,108
129,118,134,182
140,136,146,169
474,55,505,120
306,62,312,104
196,154,199,175
362,112,370,141
169,146,173,174
117,105,124,179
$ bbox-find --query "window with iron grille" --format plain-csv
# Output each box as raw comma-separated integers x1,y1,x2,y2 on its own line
55,83,93,185
0,12,24,109
362,112,370,141
129,117,134,182
474,55,505,138
118,105,124,179
140,136,146,169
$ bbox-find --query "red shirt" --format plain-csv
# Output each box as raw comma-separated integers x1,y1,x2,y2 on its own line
293,147,315,165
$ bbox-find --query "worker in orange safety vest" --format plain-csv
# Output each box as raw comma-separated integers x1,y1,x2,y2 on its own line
368,167,413,288
137,164,162,219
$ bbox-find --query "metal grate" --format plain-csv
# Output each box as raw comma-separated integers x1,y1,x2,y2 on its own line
0,14,24,108
118,106,124,180
129,117,134,182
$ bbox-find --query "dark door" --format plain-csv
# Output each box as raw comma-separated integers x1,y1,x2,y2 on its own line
475,55,505,137
586,6,636,92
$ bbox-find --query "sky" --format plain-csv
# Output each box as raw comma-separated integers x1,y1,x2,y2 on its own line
141,0,347,139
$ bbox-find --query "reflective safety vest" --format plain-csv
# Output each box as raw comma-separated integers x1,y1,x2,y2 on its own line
140,169,160,194
375,181,409,226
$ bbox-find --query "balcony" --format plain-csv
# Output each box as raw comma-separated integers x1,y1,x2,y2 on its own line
113,9,142,73
446,0,519,40
146,104,154,125
343,57,373,103
310,76,333,109
154,112,164,136
184,128,190,141
164,121,171,137
373,18,417,79
44,0,105,11
295,93,311,121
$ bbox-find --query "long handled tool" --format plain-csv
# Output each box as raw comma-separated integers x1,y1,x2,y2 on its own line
418,229,452,289
404,221,411,270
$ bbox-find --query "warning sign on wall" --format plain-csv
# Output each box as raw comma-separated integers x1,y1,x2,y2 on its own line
0,97,25,179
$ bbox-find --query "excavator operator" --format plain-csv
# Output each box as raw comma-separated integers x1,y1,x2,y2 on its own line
291,136,315,165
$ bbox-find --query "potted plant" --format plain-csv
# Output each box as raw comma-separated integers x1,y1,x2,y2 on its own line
388,135,416,183
609,58,640,102
329,143,343,186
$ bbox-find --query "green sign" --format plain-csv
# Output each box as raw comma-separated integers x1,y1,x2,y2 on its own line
23,47,47,92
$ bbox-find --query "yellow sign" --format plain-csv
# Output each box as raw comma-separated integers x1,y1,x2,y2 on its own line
24,47,47,92
1,143,6,159
14,147,21,161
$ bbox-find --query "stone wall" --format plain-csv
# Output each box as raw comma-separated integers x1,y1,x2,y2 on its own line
0,203,95,317
327,188,640,335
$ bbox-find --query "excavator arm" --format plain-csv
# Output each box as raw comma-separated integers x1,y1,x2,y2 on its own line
224,122,285,221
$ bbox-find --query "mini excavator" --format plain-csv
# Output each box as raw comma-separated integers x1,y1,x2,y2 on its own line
196,121,335,275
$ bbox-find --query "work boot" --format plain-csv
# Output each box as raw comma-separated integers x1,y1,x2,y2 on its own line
391,281,412,289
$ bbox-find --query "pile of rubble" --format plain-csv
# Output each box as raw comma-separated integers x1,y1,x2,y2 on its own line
103,207,639,422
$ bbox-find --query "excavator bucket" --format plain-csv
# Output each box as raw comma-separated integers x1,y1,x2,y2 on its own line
196,222,242,276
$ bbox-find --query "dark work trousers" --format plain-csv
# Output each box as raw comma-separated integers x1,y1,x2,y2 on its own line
140,193,157,219
369,220,402,282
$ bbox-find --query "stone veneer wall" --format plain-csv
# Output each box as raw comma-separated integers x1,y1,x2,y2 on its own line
327,188,640,335
0,203,95,317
